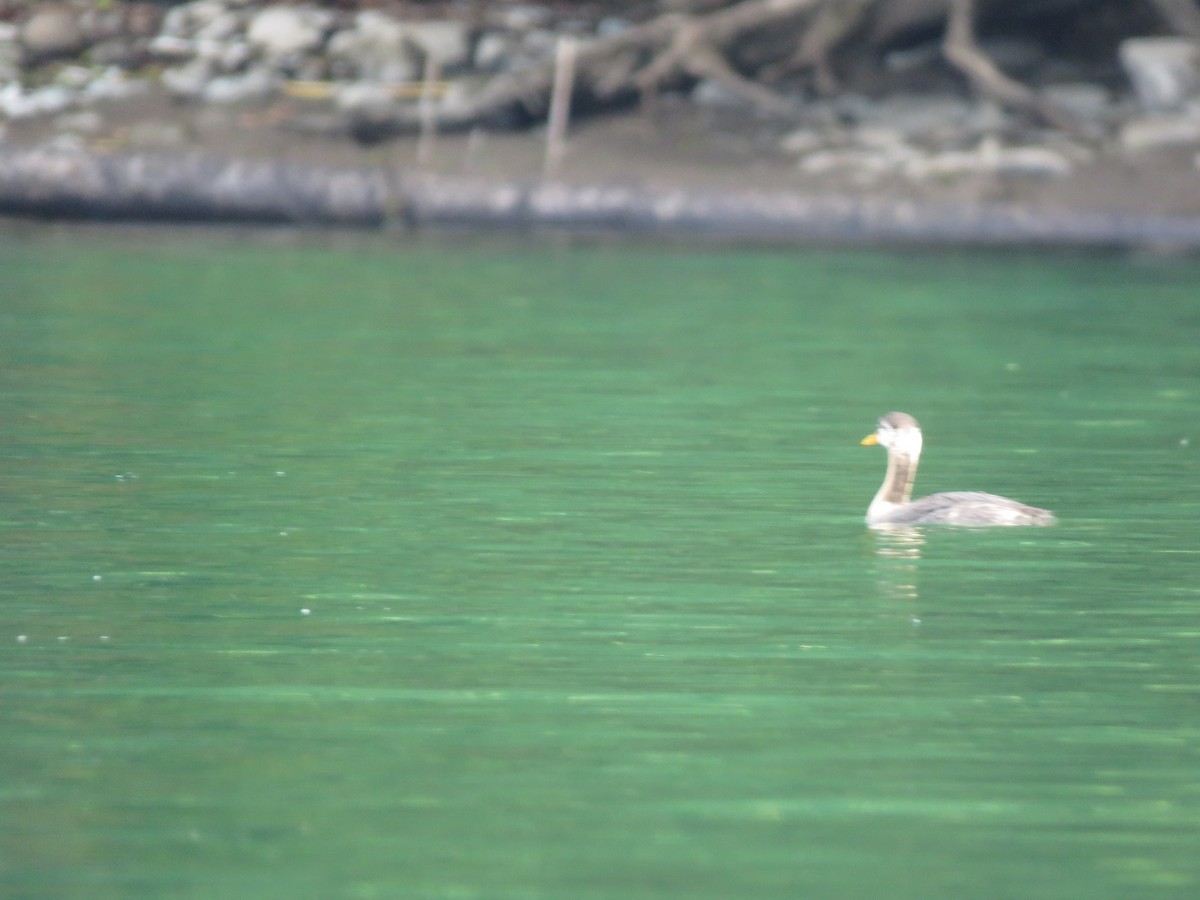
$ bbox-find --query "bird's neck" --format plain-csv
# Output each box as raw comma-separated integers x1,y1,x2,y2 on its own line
878,450,918,506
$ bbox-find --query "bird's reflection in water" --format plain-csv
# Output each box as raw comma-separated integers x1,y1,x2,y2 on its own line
870,525,925,604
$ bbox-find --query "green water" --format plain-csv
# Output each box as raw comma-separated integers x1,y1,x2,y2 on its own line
1,226,1198,899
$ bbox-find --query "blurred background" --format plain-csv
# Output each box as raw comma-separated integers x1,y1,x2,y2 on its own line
2,0,1200,222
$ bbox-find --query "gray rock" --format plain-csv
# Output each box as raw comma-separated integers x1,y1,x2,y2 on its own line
146,35,197,61
0,32,20,81
55,109,104,133
326,11,420,83
406,21,470,71
883,41,941,74
126,120,190,148
82,67,149,103
197,39,253,73
54,64,95,90
89,36,150,69
20,3,88,63
691,79,746,108
1120,38,1200,112
1041,82,1111,121
597,18,633,38
519,29,559,64
160,0,231,40
977,37,1045,74
46,132,88,152
779,128,824,155
161,58,215,99
150,2,251,68
194,7,246,44
854,93,1004,144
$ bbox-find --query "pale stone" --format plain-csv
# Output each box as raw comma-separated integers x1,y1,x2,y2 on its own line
406,21,470,70
20,3,86,61
327,12,420,83
245,6,332,59
1120,37,1200,111
1120,115,1200,152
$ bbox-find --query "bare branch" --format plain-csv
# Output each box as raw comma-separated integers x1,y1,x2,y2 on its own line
943,0,1083,135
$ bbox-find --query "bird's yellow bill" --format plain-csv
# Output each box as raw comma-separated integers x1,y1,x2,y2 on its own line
860,434,879,446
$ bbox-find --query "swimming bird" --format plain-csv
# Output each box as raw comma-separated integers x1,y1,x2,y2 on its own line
860,411,1055,527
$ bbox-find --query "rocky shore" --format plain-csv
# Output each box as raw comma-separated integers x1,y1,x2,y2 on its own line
3,1,1200,246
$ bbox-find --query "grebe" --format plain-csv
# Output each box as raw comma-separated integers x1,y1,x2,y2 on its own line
861,412,1055,527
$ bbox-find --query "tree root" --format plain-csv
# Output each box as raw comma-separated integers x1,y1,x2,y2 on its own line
344,0,822,139
333,0,1113,143
762,0,877,94
942,0,1083,136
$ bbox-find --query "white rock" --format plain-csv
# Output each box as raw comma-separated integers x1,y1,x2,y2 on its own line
1120,115,1200,152
779,128,824,155
54,64,94,89
160,58,214,99
0,82,75,118
147,35,197,59
474,32,515,72
852,126,912,152
246,6,332,59
904,139,1071,179
989,145,1073,177
1120,37,1200,111
203,67,277,104
799,149,894,181
500,4,553,31
904,150,979,179
82,67,148,102
335,81,400,115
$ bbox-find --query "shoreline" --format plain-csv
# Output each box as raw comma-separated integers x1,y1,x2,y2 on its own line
5,1,1200,249
5,142,1200,250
